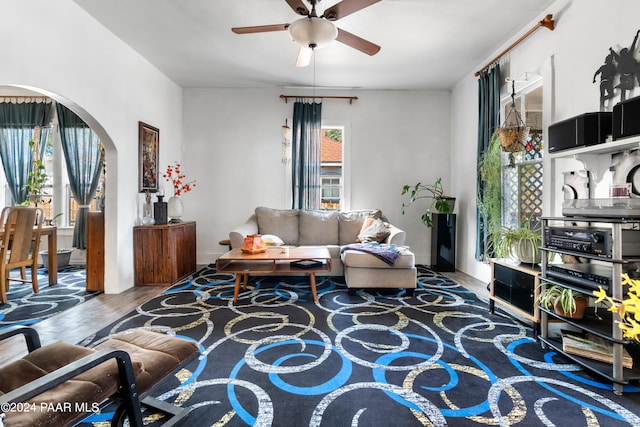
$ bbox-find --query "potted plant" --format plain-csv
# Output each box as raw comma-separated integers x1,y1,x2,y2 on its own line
488,218,542,264
538,284,589,319
401,177,455,228
40,248,73,271
23,140,48,206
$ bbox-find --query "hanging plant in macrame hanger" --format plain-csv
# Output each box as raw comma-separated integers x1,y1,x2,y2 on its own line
497,80,530,153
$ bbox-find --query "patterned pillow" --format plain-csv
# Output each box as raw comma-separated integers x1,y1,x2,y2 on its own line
357,218,390,243
338,209,382,245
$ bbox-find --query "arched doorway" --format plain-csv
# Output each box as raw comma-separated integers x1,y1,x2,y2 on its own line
0,84,117,293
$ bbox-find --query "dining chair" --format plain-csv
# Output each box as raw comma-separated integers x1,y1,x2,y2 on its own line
0,206,43,304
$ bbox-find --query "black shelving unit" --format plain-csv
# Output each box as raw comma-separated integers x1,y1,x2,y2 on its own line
539,216,640,395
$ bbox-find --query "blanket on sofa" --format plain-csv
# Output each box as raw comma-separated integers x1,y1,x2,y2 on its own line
340,242,401,266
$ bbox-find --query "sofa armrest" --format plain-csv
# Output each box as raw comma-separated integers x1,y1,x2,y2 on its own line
385,224,406,246
229,214,258,249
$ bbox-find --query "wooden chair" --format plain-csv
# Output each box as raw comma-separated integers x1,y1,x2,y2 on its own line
0,326,199,426
0,206,43,304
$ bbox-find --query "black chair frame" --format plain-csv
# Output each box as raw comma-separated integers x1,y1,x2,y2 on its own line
0,326,193,427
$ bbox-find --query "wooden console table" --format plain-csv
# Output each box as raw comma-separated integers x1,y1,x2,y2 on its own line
86,212,104,291
133,221,196,286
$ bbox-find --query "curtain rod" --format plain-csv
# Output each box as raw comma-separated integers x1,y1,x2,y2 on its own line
475,14,555,77
280,95,358,104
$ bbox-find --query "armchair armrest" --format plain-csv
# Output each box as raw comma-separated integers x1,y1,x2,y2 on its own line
0,325,41,352
229,214,258,249
0,348,144,427
385,224,406,246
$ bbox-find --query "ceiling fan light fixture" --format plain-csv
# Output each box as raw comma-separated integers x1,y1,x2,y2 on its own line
288,17,338,49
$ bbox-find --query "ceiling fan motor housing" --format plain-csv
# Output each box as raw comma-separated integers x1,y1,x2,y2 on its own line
288,17,338,49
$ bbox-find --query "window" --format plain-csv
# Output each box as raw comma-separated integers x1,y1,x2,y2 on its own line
500,85,543,229
7,124,103,227
320,127,343,210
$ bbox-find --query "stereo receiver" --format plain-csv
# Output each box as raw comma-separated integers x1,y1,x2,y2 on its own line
543,226,640,258
546,263,611,290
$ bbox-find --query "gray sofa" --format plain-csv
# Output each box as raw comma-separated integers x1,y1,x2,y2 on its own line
229,207,417,291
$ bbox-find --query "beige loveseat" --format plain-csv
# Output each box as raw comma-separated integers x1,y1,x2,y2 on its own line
229,207,417,292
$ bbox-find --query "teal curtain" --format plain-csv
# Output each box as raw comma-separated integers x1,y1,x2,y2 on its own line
0,100,53,204
476,64,501,261
291,100,322,209
56,103,102,249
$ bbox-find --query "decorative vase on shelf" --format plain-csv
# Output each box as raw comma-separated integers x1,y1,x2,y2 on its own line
167,195,183,223
141,191,155,225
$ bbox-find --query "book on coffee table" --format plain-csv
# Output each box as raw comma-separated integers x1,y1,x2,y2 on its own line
561,330,634,369
291,259,324,269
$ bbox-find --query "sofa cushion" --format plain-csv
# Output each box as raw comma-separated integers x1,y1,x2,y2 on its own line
338,209,382,245
357,218,391,243
341,247,415,269
256,207,299,246
299,210,339,245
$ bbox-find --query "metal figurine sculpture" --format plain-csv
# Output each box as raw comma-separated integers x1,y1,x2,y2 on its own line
611,29,640,101
593,52,617,111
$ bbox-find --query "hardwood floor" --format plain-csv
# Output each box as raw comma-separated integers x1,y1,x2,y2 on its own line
1,268,488,367
0,284,168,366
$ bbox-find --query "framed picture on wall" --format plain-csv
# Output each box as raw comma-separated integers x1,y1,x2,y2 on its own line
138,121,159,192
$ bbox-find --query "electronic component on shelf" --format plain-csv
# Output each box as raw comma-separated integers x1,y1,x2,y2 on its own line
613,95,640,140
548,112,612,152
543,226,640,258
562,198,640,218
545,263,611,290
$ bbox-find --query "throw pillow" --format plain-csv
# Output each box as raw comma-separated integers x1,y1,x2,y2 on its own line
261,234,285,246
338,209,382,245
357,218,391,243
356,215,378,242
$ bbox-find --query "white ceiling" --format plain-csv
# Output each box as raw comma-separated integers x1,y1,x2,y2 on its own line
72,0,556,91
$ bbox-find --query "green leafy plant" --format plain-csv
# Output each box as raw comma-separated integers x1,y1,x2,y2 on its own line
538,284,589,318
478,133,503,260
401,177,454,227
488,217,542,264
23,140,47,206
594,273,640,341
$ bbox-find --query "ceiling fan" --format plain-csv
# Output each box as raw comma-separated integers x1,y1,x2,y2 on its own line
232,0,381,67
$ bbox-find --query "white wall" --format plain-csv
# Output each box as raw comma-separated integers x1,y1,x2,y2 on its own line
183,88,451,263
1,0,182,293
451,0,640,282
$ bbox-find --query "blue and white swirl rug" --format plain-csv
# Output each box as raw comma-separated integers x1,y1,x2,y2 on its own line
78,265,640,426
0,266,96,328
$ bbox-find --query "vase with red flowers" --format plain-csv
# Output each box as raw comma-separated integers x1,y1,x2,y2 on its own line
163,162,196,223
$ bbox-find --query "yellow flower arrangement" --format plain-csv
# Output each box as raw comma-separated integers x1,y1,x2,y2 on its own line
593,273,640,341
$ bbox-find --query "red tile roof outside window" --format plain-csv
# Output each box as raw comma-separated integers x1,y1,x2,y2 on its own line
321,133,342,163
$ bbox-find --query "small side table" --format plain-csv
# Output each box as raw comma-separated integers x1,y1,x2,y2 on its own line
219,239,232,251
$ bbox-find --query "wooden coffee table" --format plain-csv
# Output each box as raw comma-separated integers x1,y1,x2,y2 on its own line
216,247,332,303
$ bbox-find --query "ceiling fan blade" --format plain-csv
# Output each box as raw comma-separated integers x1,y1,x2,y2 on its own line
285,0,310,16
296,46,313,67
232,24,289,34
336,28,380,55
323,0,381,21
